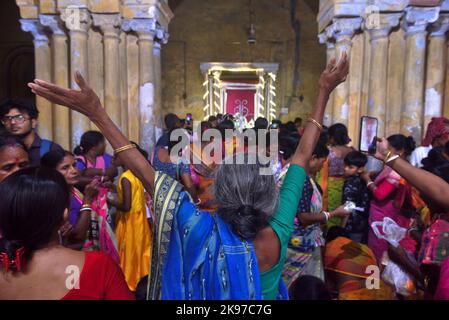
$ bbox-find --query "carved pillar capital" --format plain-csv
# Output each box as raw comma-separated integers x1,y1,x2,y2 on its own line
403,6,440,35
20,19,49,45
330,17,363,45
60,6,91,33
367,13,402,41
429,14,449,37
122,18,157,40
39,14,66,36
92,14,121,39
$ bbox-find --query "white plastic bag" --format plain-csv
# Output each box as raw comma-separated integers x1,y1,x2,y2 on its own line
381,253,416,297
371,217,407,248
371,218,416,296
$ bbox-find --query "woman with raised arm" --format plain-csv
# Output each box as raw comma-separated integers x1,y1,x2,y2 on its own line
28,53,349,300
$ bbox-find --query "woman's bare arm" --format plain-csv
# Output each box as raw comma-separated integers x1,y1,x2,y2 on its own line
28,72,156,195
374,138,449,210
290,53,349,168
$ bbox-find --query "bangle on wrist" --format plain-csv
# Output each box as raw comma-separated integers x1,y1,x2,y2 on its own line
367,181,375,188
383,151,392,163
323,211,330,222
79,207,92,213
385,154,400,165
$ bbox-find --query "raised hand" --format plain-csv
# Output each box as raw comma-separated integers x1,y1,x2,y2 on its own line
318,52,349,94
84,179,100,204
28,71,103,120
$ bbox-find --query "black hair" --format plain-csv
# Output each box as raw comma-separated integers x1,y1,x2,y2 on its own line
130,141,149,159
0,167,70,270
73,131,105,156
444,140,449,156
208,115,217,122
288,275,332,300
318,129,329,145
326,226,349,243
41,150,74,169
285,121,297,133
312,140,330,159
278,132,300,160
0,99,39,120
200,121,211,133
294,117,302,124
167,128,189,153
135,276,149,300
387,134,416,157
0,134,27,152
164,113,180,131
254,117,269,130
328,123,350,146
421,147,447,169
218,120,235,140
344,150,368,168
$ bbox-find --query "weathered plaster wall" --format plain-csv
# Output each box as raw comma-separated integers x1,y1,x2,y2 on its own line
162,0,326,122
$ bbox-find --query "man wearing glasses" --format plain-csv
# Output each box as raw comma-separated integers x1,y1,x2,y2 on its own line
0,99,63,166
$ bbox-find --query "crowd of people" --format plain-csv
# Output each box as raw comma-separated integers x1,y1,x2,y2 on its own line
1,54,449,300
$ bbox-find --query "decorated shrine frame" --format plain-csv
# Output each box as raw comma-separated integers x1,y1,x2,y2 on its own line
200,62,279,123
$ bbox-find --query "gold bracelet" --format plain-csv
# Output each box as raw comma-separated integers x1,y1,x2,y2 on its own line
114,144,137,156
385,154,400,164
308,118,323,131
383,151,392,163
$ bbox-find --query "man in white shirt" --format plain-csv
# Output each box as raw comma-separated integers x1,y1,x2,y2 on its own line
410,117,449,167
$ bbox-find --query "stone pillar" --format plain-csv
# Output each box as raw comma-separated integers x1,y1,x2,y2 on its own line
386,27,406,137
401,7,439,142
424,15,449,129
93,14,122,129
367,14,401,138
319,32,335,127
87,28,104,131
153,27,168,142
348,33,365,147
329,18,362,126
125,32,140,142
39,15,70,150
20,19,53,140
61,8,92,148
123,19,157,153
119,31,129,138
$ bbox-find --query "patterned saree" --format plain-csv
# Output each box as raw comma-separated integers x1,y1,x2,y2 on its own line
147,172,268,300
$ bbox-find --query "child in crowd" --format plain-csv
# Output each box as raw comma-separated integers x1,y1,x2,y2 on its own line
107,143,152,292
342,151,371,244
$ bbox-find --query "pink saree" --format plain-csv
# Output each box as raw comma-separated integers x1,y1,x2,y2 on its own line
77,155,120,263
368,167,416,262
435,257,449,300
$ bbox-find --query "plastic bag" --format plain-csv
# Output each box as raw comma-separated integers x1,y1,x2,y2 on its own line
371,217,407,248
381,253,416,297
372,218,416,296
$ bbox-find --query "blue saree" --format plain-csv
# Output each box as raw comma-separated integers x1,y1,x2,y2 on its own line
147,172,266,300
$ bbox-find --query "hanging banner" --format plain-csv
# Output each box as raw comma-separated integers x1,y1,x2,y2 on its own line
225,89,256,121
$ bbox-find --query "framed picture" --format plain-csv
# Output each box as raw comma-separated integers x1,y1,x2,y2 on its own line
359,116,378,153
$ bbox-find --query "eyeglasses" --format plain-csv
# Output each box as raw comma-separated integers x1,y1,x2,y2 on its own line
1,114,29,125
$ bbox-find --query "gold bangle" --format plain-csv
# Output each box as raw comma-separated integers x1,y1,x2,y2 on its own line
114,144,137,156
308,118,323,131
384,151,392,163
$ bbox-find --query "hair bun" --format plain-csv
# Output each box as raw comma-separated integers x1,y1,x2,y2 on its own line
238,205,256,216
405,136,417,153
0,238,27,272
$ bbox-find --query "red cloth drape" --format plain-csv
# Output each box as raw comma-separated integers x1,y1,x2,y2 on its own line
225,89,255,121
